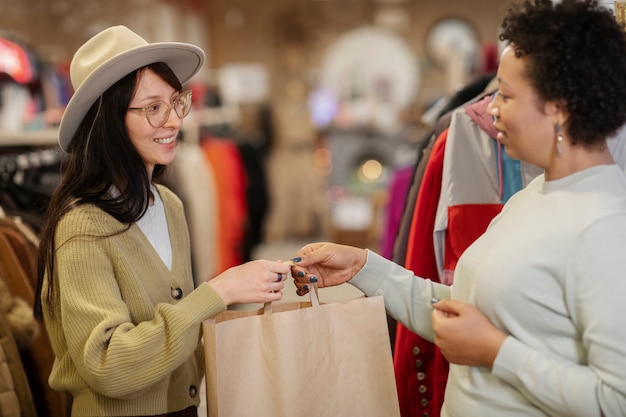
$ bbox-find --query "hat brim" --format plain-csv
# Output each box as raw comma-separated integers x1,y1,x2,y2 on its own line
59,42,204,152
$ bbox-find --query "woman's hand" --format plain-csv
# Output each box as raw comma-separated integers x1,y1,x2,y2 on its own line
431,299,507,368
289,242,367,295
208,260,291,306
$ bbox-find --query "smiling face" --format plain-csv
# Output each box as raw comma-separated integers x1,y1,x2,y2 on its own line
126,68,181,178
487,46,557,169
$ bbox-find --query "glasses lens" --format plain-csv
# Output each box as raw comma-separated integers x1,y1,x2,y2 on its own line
174,91,192,119
142,91,192,127
147,103,169,128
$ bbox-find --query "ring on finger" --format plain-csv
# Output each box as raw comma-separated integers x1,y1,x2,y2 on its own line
276,272,283,282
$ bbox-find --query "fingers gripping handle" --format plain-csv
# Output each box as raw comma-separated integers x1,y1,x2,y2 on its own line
263,284,320,314
309,283,320,307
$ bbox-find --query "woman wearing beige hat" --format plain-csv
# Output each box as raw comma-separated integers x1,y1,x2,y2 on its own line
33,26,291,417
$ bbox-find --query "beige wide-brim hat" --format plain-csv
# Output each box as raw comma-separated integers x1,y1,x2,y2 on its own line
59,25,205,152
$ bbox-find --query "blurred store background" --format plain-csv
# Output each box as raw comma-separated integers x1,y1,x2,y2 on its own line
0,0,619,287
0,0,504,255
0,0,612,254
1,1,623,417
0,0,617,275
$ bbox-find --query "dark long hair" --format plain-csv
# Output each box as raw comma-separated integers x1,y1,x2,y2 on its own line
34,62,183,319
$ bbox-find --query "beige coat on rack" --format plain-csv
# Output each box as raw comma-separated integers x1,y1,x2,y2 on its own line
264,81,330,242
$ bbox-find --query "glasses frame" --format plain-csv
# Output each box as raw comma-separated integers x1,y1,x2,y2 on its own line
128,90,193,128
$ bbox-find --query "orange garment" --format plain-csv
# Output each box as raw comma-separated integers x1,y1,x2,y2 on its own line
201,138,247,273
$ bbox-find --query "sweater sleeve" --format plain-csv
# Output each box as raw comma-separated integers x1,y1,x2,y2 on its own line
52,205,226,399
492,216,626,417
349,250,451,342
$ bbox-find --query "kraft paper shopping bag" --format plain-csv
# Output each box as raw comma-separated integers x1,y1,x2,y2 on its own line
202,291,400,417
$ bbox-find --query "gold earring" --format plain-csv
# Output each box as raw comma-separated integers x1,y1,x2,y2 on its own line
555,124,563,158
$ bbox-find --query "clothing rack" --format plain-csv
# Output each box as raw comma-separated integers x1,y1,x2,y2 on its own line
0,146,63,221
0,147,64,186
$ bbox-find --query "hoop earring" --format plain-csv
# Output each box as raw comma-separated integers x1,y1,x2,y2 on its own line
555,124,563,158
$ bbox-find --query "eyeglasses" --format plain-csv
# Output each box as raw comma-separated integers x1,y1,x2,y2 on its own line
128,90,193,128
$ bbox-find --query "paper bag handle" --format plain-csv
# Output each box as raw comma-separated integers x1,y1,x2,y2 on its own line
264,283,319,314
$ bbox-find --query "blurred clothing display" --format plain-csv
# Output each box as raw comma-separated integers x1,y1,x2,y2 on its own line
264,91,330,242
0,179,71,416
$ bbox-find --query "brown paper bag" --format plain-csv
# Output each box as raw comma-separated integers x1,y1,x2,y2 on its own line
202,291,401,417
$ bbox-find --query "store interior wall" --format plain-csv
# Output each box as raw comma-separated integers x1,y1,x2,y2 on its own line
0,0,508,114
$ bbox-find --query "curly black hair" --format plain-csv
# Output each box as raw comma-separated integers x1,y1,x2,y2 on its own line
500,0,626,146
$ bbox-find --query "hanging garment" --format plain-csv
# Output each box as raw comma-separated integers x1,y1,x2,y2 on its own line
381,165,415,261
0,149,68,417
0,273,38,417
393,128,449,417
236,141,270,262
433,96,541,283
0,232,34,304
391,77,492,270
0,222,37,289
264,99,329,242
0,223,71,417
0,148,63,221
392,131,438,267
379,164,414,349
0,307,37,417
165,142,219,285
201,137,248,274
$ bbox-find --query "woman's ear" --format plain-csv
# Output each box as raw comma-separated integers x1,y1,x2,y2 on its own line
545,99,569,127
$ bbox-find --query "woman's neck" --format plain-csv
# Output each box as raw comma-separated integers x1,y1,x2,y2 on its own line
545,144,614,181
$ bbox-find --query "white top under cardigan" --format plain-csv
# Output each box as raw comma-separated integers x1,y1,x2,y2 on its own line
137,186,172,270
350,164,626,417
